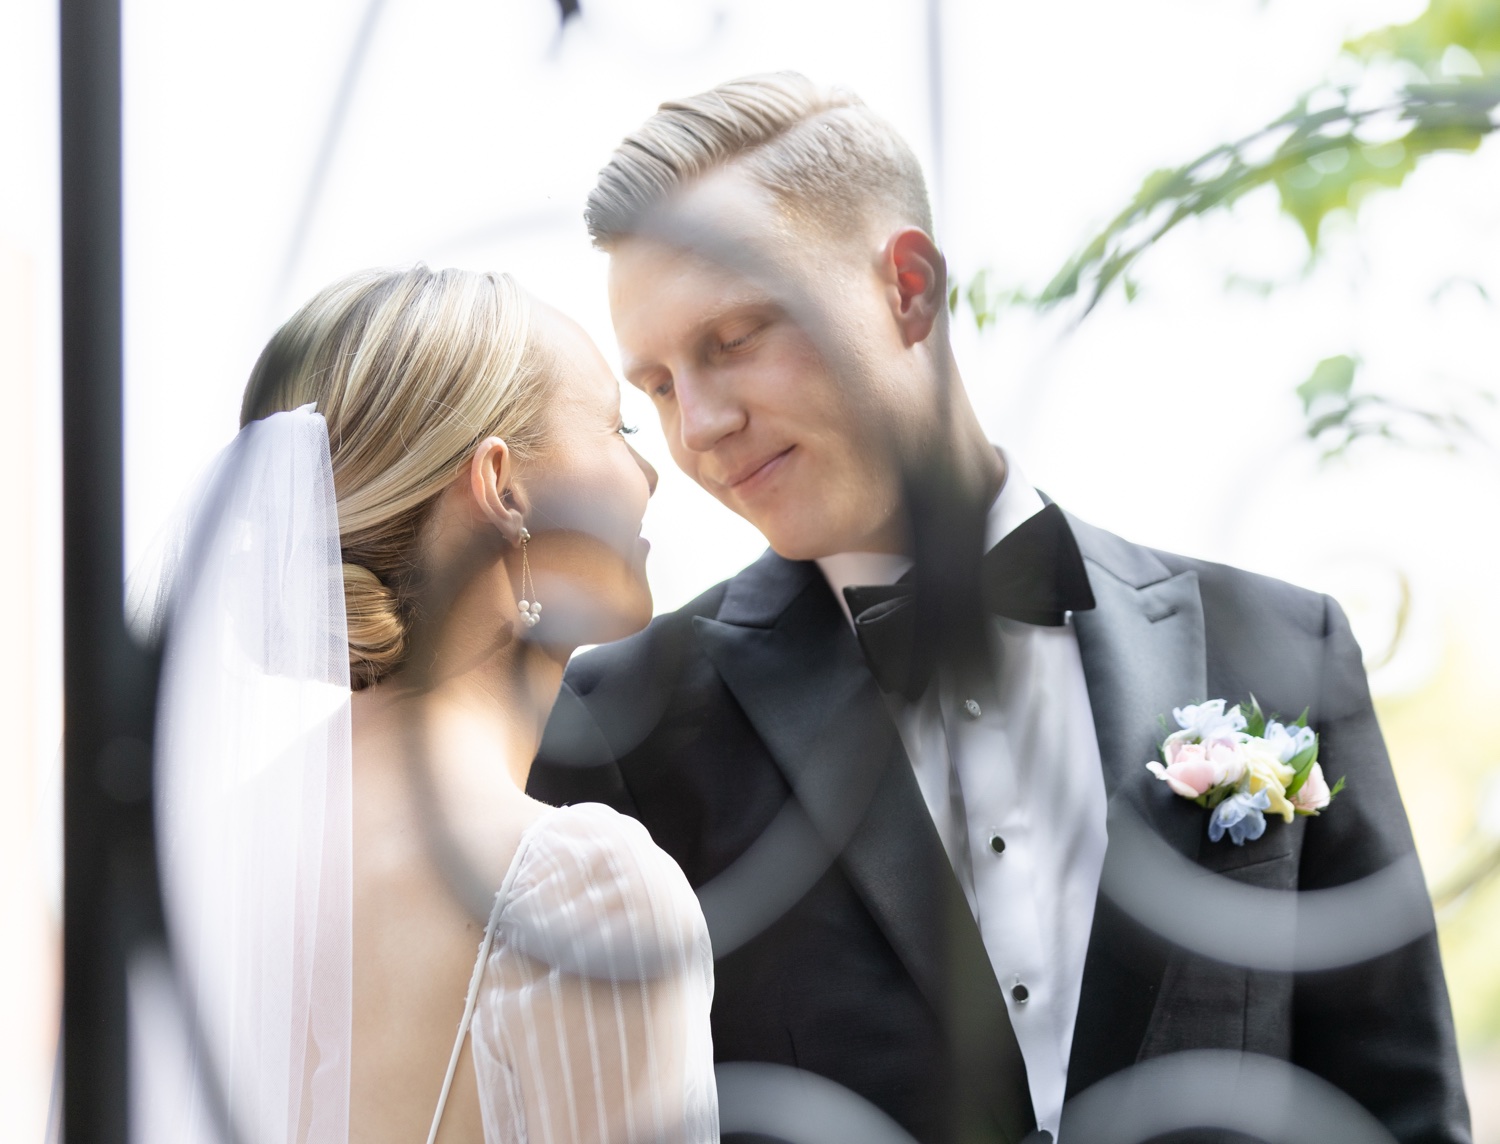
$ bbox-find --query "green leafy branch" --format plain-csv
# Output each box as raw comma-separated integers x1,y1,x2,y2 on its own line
1295,354,1493,460
1040,76,1497,320
953,0,1500,331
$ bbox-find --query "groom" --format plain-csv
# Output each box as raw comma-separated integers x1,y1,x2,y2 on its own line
531,73,1469,1143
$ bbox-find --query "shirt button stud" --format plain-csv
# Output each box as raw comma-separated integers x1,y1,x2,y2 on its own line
989,833,1006,855
1011,981,1030,1004
961,698,982,720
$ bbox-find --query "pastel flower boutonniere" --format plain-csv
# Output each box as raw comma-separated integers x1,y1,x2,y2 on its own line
1145,698,1346,845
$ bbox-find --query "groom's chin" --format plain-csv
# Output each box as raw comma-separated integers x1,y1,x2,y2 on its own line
747,506,877,563
722,484,902,565
757,525,841,565
736,504,856,563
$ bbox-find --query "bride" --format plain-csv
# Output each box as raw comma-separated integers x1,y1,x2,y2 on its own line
146,266,717,1143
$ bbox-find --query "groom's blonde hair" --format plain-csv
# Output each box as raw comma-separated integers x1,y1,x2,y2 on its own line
586,72,933,248
240,266,549,689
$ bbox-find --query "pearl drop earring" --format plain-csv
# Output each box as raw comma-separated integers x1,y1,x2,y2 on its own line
516,527,541,628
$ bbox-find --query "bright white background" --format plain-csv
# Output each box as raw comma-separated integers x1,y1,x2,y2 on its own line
5,0,1499,1139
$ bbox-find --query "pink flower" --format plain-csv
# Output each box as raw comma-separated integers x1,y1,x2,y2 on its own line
1161,735,1194,767
1206,740,1250,787
1149,743,1218,798
1149,738,1249,799
1291,763,1332,813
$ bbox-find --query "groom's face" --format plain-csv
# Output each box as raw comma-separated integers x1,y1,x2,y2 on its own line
607,170,915,561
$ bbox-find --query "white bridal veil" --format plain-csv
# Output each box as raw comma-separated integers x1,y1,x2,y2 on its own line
135,405,352,1144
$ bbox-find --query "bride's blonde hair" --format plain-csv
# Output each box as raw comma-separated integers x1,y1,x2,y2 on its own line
240,266,549,689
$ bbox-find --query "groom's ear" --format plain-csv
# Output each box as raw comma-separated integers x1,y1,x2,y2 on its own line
881,227,947,347
468,436,528,542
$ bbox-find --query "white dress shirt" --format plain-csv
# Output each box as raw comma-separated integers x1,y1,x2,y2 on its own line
817,458,1108,1137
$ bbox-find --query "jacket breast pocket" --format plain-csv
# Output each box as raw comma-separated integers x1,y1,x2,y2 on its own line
1197,818,1303,888
1137,827,1303,1062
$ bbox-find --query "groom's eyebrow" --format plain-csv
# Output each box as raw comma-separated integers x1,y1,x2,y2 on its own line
621,296,781,386
620,359,658,388
691,294,785,341
620,349,675,389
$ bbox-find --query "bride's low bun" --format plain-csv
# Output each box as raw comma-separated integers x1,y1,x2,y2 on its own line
342,562,405,690
240,266,548,691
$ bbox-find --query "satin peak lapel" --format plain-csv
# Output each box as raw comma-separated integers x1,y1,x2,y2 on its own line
1066,516,1207,846
694,553,1036,1144
1065,515,1209,1096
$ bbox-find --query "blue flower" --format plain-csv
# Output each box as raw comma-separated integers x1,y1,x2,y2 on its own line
1172,699,1248,744
1208,789,1272,846
1263,719,1316,764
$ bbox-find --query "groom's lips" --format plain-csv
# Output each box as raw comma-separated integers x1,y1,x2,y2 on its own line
725,446,794,494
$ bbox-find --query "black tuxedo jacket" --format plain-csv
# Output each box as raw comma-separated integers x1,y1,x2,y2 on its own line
530,514,1470,1144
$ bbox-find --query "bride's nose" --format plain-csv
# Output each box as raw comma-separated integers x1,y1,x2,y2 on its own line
630,444,659,497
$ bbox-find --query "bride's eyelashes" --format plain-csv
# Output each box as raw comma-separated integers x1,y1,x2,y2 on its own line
618,422,639,436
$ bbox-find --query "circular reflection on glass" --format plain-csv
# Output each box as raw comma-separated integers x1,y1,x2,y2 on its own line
1059,1049,1396,1144
1101,805,1433,972
716,1061,920,1144
695,799,838,957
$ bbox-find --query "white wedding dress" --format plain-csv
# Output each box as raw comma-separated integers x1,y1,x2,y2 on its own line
137,406,718,1144
430,802,718,1144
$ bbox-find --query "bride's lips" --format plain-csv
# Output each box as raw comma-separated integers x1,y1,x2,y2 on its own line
726,446,794,495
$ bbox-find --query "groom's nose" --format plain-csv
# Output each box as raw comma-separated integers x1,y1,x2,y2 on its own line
676,370,747,454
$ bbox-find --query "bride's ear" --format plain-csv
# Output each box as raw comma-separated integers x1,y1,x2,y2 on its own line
468,436,528,544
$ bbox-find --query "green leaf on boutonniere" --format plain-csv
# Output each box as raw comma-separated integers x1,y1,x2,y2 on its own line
1329,775,1347,799
1294,707,1310,729
1200,786,1234,810
1284,734,1321,798
1244,695,1268,739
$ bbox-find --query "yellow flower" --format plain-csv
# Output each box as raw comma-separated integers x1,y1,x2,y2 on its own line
1243,743,1297,824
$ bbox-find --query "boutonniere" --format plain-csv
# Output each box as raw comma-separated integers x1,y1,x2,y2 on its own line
1145,698,1345,845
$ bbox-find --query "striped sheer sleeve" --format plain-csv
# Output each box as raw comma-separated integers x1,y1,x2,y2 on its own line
469,803,718,1144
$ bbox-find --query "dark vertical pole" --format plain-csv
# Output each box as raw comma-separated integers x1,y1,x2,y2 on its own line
59,0,138,1139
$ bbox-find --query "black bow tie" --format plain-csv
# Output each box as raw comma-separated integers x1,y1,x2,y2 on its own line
842,503,1095,701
